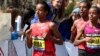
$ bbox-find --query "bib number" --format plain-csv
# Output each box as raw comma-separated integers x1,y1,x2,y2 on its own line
87,37,100,49
32,37,45,51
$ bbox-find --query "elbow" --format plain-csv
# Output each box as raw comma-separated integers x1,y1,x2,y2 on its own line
73,41,79,46
70,37,75,43
57,42,63,45
73,43,77,46
58,38,64,45
59,41,63,45
56,40,63,45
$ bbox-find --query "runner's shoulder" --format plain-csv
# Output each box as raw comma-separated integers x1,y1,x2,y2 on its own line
74,19,81,24
48,22,56,28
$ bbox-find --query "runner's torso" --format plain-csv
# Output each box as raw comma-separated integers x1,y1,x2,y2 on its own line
31,22,55,52
84,21,100,53
75,19,87,50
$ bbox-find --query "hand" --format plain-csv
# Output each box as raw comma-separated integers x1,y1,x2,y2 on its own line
25,29,31,36
83,37,94,42
19,29,24,35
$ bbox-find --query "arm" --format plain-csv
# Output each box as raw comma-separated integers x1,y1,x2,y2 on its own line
25,28,32,48
50,22,63,45
73,28,85,46
70,22,77,43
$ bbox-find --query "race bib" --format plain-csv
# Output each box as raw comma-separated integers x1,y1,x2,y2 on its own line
87,37,100,49
32,36,45,51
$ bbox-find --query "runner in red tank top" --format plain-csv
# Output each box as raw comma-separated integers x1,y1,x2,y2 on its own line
70,1,91,43
26,1,63,56
70,1,91,56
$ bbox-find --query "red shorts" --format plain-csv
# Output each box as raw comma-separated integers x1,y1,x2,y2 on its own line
33,50,55,56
